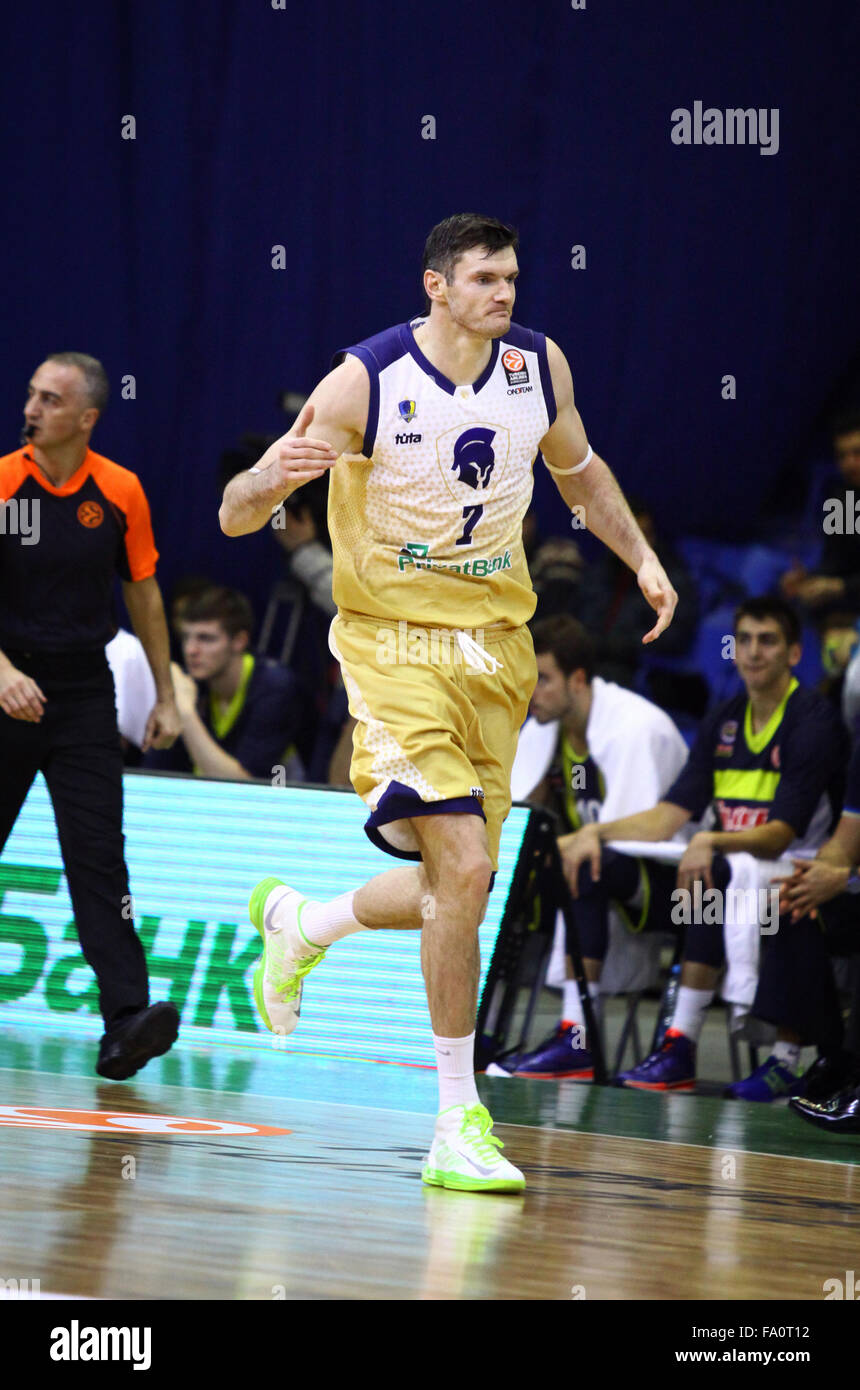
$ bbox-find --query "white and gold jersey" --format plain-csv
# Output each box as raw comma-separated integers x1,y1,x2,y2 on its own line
328,316,557,631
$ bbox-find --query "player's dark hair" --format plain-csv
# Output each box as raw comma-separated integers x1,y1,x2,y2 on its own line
421,214,518,312
832,408,860,442
531,614,595,682
181,586,255,640
44,352,109,414
733,595,801,646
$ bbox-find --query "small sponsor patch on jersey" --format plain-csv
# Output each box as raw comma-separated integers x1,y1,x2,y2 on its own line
720,721,738,743
502,348,529,387
471,787,485,799
771,744,780,769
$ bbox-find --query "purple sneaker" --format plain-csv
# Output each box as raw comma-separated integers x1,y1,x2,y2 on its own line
486,1024,594,1081
724,1055,804,1102
614,1031,696,1091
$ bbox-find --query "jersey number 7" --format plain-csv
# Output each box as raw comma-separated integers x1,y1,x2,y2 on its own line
455,504,484,547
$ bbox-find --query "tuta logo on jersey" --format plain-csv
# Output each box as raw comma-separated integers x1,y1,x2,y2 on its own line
451,427,496,489
398,399,417,423
502,348,529,388
395,431,422,445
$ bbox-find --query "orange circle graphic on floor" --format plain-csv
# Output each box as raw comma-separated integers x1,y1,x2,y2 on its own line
0,1106,290,1135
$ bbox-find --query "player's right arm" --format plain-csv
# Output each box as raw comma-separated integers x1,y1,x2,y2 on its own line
219,356,369,537
540,338,677,644
559,802,690,896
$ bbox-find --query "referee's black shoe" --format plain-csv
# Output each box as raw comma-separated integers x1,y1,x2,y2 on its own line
789,1082,860,1133
96,1002,180,1081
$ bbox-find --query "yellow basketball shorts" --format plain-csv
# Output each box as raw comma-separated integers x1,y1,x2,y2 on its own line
329,612,537,870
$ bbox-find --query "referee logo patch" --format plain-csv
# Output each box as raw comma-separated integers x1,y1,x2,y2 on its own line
77,501,104,528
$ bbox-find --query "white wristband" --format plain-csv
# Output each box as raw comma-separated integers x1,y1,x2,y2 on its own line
544,445,593,476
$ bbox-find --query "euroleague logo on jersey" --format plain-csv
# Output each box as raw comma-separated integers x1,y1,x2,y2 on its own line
502,348,531,392
77,500,104,528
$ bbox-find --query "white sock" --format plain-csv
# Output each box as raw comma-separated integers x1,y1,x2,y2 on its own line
773,1039,802,1071
300,891,366,948
670,986,714,1044
434,1032,480,1112
562,978,583,1026
561,979,602,1028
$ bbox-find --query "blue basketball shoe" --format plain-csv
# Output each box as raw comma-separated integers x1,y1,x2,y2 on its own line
614,1031,696,1091
723,1055,804,1102
485,1023,594,1081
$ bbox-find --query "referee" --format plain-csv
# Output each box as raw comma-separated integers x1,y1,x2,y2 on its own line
0,352,181,1079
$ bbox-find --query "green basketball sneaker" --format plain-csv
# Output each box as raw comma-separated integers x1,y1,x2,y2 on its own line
422,1104,525,1193
249,878,327,1036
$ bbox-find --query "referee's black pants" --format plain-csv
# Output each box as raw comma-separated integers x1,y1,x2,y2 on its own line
0,654,149,1028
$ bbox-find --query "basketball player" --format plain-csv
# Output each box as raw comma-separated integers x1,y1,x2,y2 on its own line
219,214,677,1192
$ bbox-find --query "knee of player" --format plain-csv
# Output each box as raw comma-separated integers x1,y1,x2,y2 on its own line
432,849,494,908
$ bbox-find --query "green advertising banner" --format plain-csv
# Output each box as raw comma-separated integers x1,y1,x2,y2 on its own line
0,774,529,1066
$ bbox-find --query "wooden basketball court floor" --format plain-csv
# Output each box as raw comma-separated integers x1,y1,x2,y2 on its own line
1,1024,858,1302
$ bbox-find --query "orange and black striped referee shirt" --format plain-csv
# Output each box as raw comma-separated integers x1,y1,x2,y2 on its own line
0,446,159,651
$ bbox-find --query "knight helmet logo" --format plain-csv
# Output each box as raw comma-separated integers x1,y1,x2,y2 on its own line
451,427,496,490
398,399,417,423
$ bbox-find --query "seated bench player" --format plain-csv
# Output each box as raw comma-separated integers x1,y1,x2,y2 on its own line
780,738,860,1130
488,614,689,1078
143,586,303,781
560,596,849,1099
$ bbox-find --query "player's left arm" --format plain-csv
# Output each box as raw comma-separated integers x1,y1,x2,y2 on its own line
122,576,181,751
539,338,677,644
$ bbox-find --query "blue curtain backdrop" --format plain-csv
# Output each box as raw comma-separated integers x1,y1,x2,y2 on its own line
1,0,858,617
